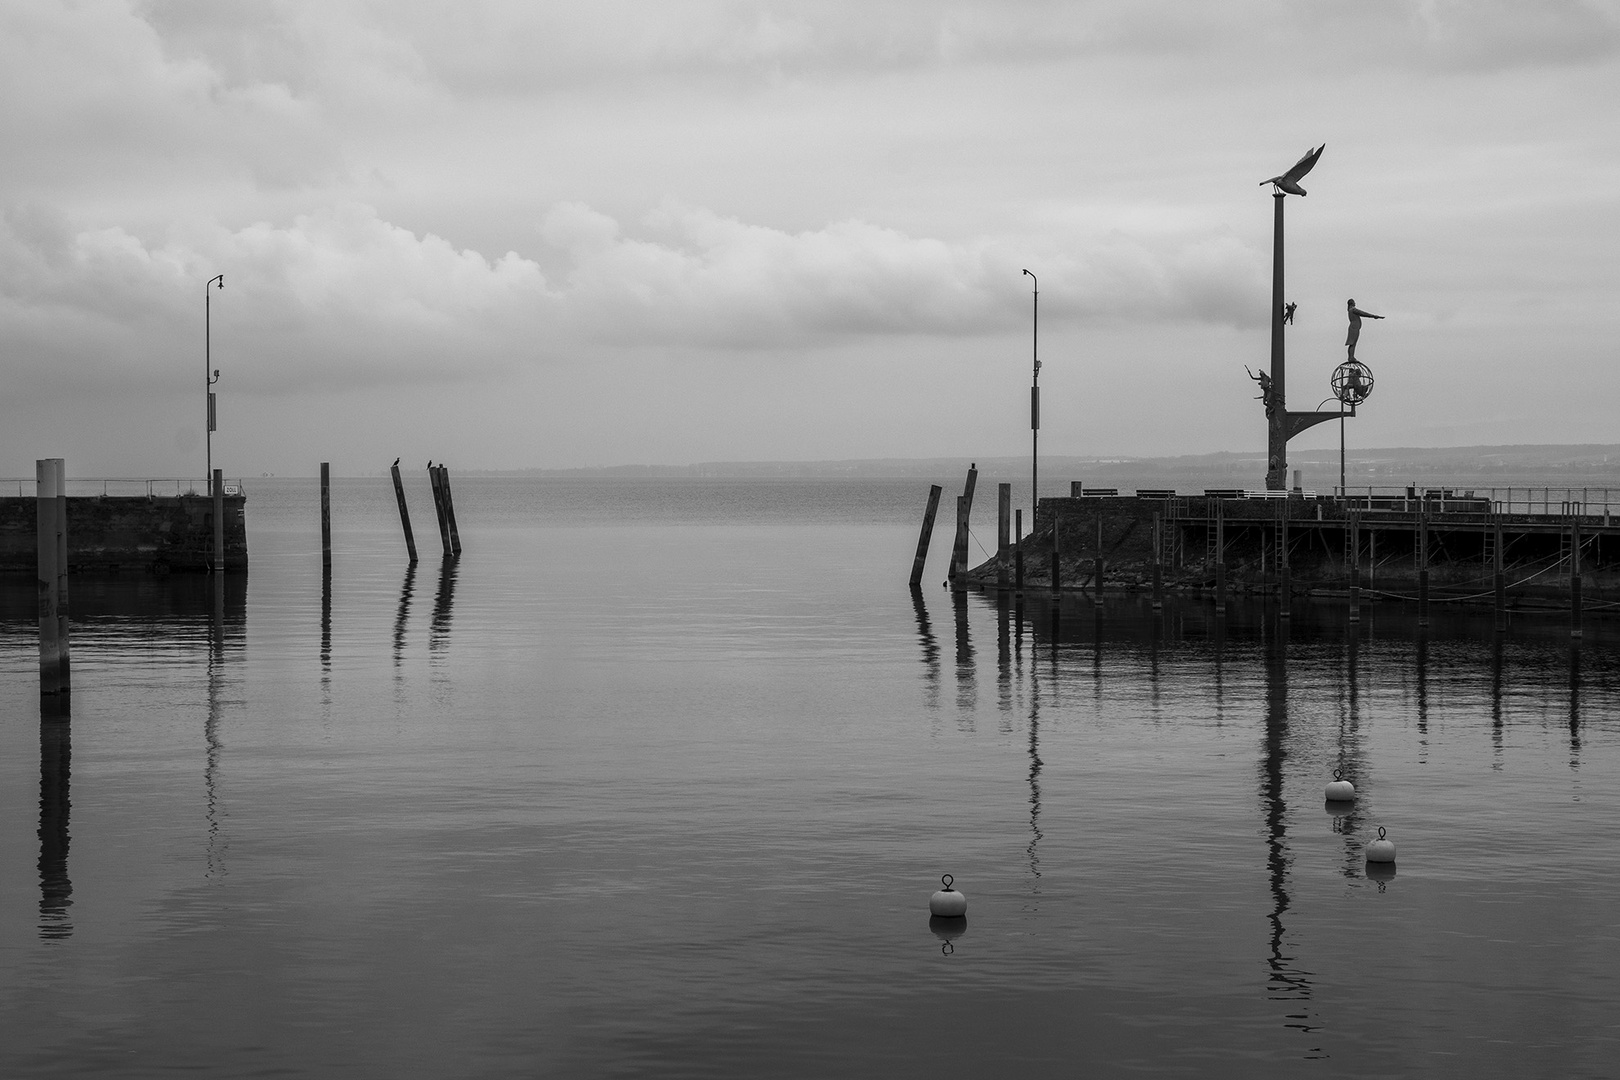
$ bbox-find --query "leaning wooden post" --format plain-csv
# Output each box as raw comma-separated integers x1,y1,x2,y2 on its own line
212,469,225,575
390,461,418,564
427,465,452,555
1151,512,1164,612
1571,515,1583,639
946,495,959,595
1014,509,1025,596
439,466,463,556
36,459,65,695
908,484,942,587
320,462,332,568
1494,515,1506,633
996,483,1011,590
1417,508,1429,628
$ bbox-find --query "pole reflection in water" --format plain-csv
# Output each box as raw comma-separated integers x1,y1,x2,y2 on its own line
1092,605,1103,700
1416,633,1429,764
430,557,459,660
38,696,72,941
952,588,975,714
1491,635,1505,769
1026,681,1043,904
996,592,1012,721
206,577,227,882
910,586,940,709
1260,616,1319,1048
320,562,333,702
1332,629,1367,866
1569,643,1581,769
393,562,417,674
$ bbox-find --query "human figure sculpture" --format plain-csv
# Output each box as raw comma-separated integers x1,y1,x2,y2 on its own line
1282,301,1296,325
1345,299,1383,361
1245,366,1276,416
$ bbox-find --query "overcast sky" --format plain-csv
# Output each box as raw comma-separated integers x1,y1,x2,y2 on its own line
3,0,1617,477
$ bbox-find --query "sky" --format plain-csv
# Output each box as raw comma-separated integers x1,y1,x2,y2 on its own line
2,0,1618,478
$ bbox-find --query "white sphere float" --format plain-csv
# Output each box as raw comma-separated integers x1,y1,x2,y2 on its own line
1365,826,1397,864
929,874,967,918
1325,768,1355,803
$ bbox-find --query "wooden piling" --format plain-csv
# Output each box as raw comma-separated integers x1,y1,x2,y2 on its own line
1278,504,1291,619
1014,509,1024,595
1093,513,1104,597
996,483,1010,590
1151,512,1163,612
1494,516,1506,633
439,466,463,556
946,495,959,595
909,484,942,588
949,464,979,586
1214,501,1226,617
1050,508,1061,595
390,461,418,564
212,469,224,575
1347,510,1360,623
320,462,332,568
36,459,67,695
1417,509,1429,628
428,465,452,555
54,462,69,686
1071,481,1082,497
1571,516,1583,639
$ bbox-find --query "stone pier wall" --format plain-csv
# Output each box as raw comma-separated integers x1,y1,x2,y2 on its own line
0,494,248,574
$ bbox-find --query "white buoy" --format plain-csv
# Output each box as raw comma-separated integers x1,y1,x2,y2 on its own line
1365,826,1397,863
1325,768,1356,803
929,874,967,918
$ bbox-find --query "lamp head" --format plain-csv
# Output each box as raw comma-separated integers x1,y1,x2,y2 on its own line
213,369,219,379
216,276,224,290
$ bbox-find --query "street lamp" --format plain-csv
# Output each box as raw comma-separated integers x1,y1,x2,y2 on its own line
1022,268,1039,534
205,274,223,496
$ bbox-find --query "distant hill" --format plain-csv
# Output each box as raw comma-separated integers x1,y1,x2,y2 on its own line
475,445,1620,491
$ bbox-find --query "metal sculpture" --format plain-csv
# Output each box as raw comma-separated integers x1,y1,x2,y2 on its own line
1345,299,1383,362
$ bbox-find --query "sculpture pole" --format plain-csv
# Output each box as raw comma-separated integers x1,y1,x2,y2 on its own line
1267,194,1286,491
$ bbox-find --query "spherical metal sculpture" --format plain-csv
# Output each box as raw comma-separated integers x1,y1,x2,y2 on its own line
1331,360,1374,407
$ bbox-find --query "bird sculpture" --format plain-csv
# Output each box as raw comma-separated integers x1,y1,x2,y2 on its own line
1260,144,1325,196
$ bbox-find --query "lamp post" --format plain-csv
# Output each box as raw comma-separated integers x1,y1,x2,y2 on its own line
205,274,223,496
1022,269,1039,536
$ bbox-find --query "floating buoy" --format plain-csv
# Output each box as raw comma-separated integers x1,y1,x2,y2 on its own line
1325,768,1355,803
929,874,967,918
1365,826,1396,863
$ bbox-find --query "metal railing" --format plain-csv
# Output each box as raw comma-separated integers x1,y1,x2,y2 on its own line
1329,486,1617,518
2,477,245,498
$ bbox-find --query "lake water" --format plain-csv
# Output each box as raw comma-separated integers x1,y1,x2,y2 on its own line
2,476,1618,1078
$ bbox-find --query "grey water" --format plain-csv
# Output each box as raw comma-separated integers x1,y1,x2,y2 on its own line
2,476,1618,1078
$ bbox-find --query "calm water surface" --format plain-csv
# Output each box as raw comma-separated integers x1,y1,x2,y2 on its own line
2,477,1618,1077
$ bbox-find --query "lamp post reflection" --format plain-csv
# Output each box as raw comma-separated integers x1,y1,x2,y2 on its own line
205,577,227,882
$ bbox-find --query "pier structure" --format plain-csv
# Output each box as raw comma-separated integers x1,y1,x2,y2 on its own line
0,477,248,574
966,487,1620,610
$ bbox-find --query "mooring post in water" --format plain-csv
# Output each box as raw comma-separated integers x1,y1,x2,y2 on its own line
1014,509,1025,596
320,462,332,568
390,461,418,564
1494,515,1506,633
1151,512,1163,612
949,496,969,590
427,464,452,555
36,459,68,695
997,483,1011,590
1347,509,1360,623
1571,515,1583,639
212,469,224,575
1214,501,1226,617
1417,508,1429,628
439,466,463,556
909,484,942,588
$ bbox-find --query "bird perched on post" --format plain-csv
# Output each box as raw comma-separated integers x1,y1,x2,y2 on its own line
392,457,400,468
1261,145,1325,196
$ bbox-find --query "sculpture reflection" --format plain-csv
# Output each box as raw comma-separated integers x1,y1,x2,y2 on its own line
38,697,72,940
1260,618,1318,1044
